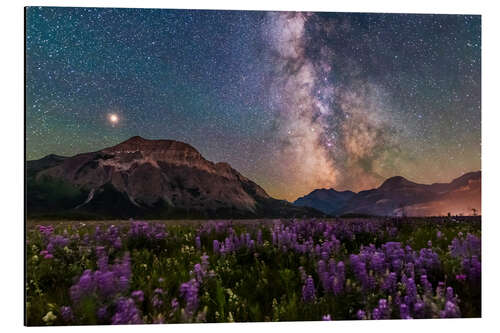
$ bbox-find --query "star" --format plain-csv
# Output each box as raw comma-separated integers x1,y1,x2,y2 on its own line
25,7,481,201
108,113,119,126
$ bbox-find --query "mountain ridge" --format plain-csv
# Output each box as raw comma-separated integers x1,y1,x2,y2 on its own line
294,171,481,217
27,136,322,219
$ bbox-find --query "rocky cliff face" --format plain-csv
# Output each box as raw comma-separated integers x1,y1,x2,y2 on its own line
28,136,319,219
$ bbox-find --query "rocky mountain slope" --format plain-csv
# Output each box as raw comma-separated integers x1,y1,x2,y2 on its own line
294,171,481,217
27,136,321,219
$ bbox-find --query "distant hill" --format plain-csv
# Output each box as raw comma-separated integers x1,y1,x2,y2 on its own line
294,171,481,217
294,189,356,215
26,136,323,219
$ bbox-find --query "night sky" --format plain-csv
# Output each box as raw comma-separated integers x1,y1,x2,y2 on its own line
26,7,481,201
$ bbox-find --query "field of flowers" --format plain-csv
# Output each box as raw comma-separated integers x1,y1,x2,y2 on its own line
25,217,481,325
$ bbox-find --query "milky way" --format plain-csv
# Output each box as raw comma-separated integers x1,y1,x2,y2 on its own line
265,12,402,197
26,8,481,201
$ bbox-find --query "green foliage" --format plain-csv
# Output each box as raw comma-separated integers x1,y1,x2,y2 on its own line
25,218,481,325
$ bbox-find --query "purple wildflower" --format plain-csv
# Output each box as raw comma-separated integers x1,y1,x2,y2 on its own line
171,298,179,311
302,275,315,302
131,290,144,303
179,279,199,315
111,298,143,324
382,272,397,293
420,274,432,294
356,309,366,320
60,306,73,322
440,301,461,318
399,303,411,319
213,240,220,254
97,306,108,321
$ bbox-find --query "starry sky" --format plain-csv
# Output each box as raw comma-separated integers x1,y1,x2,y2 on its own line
26,7,481,201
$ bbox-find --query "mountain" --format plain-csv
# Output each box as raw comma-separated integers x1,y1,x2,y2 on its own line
294,189,356,215
27,136,323,219
293,171,481,217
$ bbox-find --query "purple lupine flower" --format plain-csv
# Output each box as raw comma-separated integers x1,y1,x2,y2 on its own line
97,306,108,321
416,247,441,273
96,246,108,270
456,274,467,282
420,274,432,294
154,230,166,240
47,235,70,253
152,294,163,308
369,251,386,273
195,236,201,249
179,279,199,315
350,254,370,290
192,263,205,282
213,240,220,254
382,272,397,293
376,299,391,319
171,298,179,312
445,287,455,301
60,306,73,322
152,288,164,308
391,258,403,272
70,269,94,303
370,299,393,320
302,275,315,302
449,237,464,258
95,271,116,298
127,221,166,245
333,261,345,295
436,281,446,298
69,252,131,304
399,303,411,319
356,309,366,320
317,260,328,290
322,314,331,321
465,233,481,256
404,277,417,304
38,225,54,237
462,256,481,282
113,238,122,249
111,298,143,324
257,229,262,245
131,290,144,303
201,253,209,269
413,300,425,319
440,301,461,318
372,308,381,320
449,233,481,259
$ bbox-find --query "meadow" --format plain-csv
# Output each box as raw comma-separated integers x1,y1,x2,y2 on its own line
25,217,481,325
